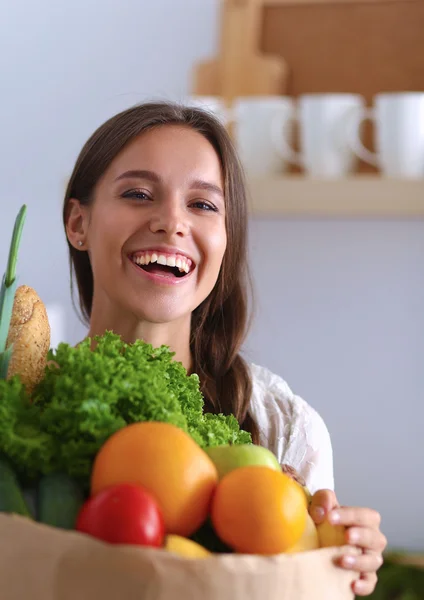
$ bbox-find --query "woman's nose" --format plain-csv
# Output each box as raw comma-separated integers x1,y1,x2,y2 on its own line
148,201,189,237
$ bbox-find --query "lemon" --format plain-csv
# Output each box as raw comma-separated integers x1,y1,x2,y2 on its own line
317,519,346,547
285,513,319,553
164,535,211,559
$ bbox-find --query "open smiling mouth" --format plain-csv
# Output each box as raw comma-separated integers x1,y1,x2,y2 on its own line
130,253,194,279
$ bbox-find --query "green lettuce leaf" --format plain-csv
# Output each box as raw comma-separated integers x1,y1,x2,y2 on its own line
0,332,251,487
0,377,54,481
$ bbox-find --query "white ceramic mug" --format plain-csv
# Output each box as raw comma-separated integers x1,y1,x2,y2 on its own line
45,304,66,350
232,96,295,176
347,92,424,178
185,95,229,126
274,93,366,178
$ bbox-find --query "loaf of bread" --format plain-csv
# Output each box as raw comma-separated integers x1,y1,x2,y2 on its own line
6,285,51,394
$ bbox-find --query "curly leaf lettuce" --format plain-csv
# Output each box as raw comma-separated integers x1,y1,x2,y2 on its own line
0,377,54,480
0,332,251,486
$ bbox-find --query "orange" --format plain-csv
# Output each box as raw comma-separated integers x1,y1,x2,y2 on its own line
211,465,307,555
91,422,218,537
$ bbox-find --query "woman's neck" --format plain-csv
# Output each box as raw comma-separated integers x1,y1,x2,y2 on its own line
86,311,193,373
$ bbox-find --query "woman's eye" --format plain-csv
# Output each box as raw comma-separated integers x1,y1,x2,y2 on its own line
191,200,218,212
121,189,151,201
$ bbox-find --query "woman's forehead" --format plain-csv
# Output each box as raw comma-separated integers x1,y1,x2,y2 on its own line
105,125,223,185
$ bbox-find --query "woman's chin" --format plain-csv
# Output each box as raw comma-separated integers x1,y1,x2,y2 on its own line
126,304,191,329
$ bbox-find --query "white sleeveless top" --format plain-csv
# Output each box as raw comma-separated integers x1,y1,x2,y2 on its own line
248,363,334,495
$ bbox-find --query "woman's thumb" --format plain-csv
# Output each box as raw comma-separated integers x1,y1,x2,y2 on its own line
309,489,338,524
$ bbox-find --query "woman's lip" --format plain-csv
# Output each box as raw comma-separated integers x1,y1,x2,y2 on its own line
128,256,194,285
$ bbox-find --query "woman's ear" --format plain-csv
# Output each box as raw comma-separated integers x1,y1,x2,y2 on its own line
66,199,90,250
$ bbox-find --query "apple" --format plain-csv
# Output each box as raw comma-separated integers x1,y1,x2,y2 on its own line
204,444,280,479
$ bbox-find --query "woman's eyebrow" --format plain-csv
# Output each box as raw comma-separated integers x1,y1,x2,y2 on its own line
115,169,160,183
190,179,224,199
115,170,224,199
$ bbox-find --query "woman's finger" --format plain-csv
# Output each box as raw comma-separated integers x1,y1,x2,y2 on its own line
328,506,381,528
339,550,384,573
346,526,388,552
309,489,338,523
352,572,378,597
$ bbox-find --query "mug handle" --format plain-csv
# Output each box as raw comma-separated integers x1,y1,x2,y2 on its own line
346,107,379,167
270,110,304,167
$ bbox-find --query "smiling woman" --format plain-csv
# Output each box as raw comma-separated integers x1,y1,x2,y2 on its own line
63,101,386,596
64,103,245,432
68,124,227,336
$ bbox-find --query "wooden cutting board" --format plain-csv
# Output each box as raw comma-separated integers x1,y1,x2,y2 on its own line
192,0,288,103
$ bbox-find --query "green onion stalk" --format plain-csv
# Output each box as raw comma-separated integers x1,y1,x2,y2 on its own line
0,205,27,379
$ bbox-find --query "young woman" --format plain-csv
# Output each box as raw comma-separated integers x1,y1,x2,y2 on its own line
64,101,386,595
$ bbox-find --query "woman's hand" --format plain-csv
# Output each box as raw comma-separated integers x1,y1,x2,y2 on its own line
309,489,387,596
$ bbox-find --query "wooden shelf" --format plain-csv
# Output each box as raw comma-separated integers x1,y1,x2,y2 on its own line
246,176,424,218
263,0,399,5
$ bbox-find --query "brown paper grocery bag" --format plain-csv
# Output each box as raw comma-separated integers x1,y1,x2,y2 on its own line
0,514,359,600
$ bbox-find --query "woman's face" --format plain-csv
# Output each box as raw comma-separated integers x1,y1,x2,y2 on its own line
69,125,227,325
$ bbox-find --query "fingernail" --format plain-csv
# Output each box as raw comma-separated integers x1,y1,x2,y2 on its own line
311,507,325,522
349,529,359,543
354,580,367,594
329,510,341,524
342,555,356,567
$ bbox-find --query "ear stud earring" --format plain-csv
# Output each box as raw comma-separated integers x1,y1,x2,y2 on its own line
77,240,83,247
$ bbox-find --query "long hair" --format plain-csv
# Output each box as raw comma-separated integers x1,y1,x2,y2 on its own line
63,101,259,443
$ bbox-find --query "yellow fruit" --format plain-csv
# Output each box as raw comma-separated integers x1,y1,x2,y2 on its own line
164,535,211,559
285,513,319,553
317,519,347,547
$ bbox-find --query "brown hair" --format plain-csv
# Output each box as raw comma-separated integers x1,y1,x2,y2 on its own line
63,101,259,443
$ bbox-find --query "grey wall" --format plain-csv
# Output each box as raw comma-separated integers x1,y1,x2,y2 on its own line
245,219,424,551
1,0,422,550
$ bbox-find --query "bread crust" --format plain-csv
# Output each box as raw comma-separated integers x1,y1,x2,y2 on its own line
6,285,51,394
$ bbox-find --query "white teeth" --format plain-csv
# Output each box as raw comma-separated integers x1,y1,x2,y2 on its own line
133,252,193,274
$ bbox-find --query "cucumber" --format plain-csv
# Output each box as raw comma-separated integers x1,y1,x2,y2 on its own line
37,473,85,530
0,457,32,517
